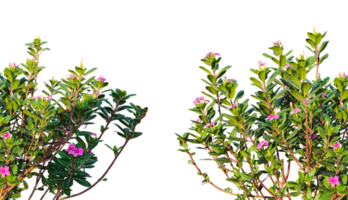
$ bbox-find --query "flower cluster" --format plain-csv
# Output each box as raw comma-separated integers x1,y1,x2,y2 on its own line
9,62,19,68
266,114,279,121
257,141,269,149
203,52,220,59
96,76,106,82
33,95,50,101
272,40,282,46
65,144,84,157
193,96,210,104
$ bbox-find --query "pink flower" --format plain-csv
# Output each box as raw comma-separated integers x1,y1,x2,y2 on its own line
193,97,210,104
96,76,106,82
221,76,236,81
206,121,215,127
279,63,291,69
203,49,222,58
332,141,342,149
266,114,279,121
7,59,20,68
311,134,318,139
65,143,84,157
33,96,50,101
2,132,12,139
65,144,75,154
257,58,268,67
92,130,98,136
327,176,340,188
73,148,84,157
257,139,268,149
322,93,326,98
62,128,70,133
272,38,283,46
15,157,17,160
196,119,200,122
68,73,77,79
227,103,237,110
0,166,10,178
290,108,301,114
92,90,100,96
92,133,97,137
88,151,94,155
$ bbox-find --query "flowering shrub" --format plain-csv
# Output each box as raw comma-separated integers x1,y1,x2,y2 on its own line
176,29,348,200
0,33,148,200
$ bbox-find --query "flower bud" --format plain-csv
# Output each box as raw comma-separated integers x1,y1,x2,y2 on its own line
312,24,321,36
257,58,268,69
298,48,306,60
272,40,282,46
337,69,346,78
33,32,41,39
79,56,84,66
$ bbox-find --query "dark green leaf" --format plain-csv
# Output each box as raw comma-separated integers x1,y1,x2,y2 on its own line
64,177,73,187
74,178,91,187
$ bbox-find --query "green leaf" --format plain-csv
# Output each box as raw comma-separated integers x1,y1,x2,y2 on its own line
314,191,321,200
334,78,343,92
48,178,64,184
306,187,312,199
318,127,327,143
258,71,266,82
76,136,86,150
271,89,288,103
290,90,304,101
76,154,93,161
319,50,330,66
11,165,18,175
316,34,322,44
98,176,108,183
131,130,144,140
320,41,329,52
104,142,113,152
264,166,273,174
307,32,316,42
319,191,334,200
56,150,69,159
10,139,23,148
298,67,307,81
198,156,213,162
4,68,13,82
267,70,280,86
228,85,237,99
12,80,20,90
23,110,38,120
215,157,232,163
248,66,258,76
249,92,267,105
57,159,71,168
74,178,91,187
264,135,282,143
342,90,348,100
206,86,217,95
250,77,263,88
307,168,316,177
287,74,301,86
301,82,310,96
64,177,73,187
308,83,321,98
217,65,232,79
306,39,315,48
240,173,253,181
11,147,24,155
